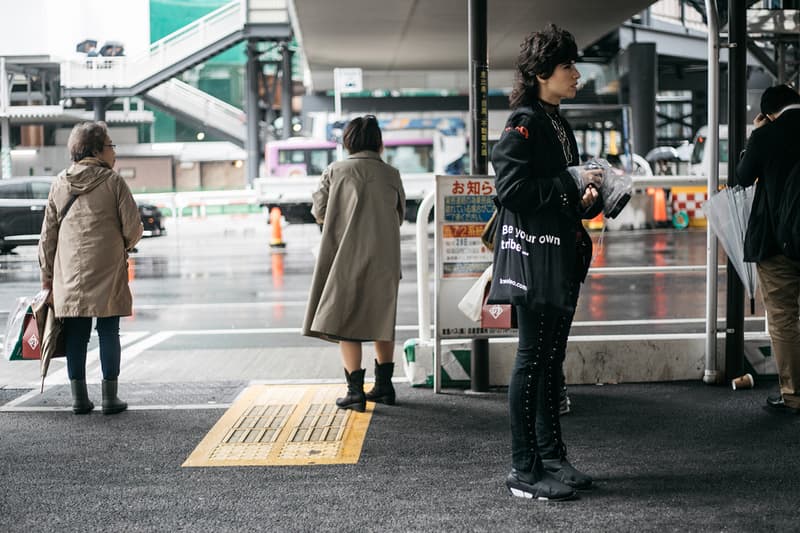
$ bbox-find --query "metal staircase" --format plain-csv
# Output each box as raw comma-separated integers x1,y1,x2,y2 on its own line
60,0,291,98
143,79,246,145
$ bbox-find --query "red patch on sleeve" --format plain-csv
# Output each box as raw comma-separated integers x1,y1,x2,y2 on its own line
514,126,529,139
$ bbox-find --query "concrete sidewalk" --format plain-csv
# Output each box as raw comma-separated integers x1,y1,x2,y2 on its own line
1,379,798,532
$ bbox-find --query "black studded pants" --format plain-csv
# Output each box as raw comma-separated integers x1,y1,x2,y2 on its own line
509,282,579,472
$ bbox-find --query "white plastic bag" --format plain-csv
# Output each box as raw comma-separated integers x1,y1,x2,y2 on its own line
402,338,473,388
3,290,48,360
457,264,492,322
3,296,31,360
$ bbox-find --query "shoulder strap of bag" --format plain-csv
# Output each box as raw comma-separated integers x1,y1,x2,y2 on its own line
58,194,79,225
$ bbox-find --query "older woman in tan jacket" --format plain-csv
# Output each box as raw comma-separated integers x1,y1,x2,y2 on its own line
303,115,406,412
39,121,143,415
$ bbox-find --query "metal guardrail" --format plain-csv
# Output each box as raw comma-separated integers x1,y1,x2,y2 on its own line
629,175,712,188
254,173,437,206
135,189,259,218
252,173,712,209
148,174,716,220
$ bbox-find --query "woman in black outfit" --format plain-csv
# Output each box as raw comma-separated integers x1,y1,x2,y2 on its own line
491,25,604,501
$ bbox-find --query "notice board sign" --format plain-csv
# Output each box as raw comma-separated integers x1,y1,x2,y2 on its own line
434,174,517,347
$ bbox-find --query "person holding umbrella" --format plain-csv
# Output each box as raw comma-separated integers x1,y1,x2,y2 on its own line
737,84,800,414
39,121,142,415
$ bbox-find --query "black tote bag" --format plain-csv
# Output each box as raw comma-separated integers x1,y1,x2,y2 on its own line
486,206,577,313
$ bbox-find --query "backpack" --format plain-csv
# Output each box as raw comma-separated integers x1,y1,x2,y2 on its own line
775,159,800,260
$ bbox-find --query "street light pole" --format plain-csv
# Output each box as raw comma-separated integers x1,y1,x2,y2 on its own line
725,0,747,380
468,0,490,393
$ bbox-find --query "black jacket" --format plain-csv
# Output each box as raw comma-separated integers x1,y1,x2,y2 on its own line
491,104,602,282
737,106,800,262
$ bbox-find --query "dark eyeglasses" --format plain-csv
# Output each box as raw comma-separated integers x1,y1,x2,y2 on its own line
105,143,117,149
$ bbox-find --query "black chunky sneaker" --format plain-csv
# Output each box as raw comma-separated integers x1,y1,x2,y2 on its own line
542,457,593,490
766,395,800,413
505,468,577,501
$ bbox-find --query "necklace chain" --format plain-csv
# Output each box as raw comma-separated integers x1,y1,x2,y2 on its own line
540,103,574,165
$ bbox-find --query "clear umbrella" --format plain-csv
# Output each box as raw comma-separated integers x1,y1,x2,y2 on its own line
702,185,758,313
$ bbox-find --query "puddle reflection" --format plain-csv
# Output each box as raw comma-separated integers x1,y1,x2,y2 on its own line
125,255,170,279
270,252,285,320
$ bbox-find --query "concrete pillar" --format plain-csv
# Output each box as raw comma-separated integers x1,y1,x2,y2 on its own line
245,40,261,187
1,118,10,179
0,57,10,178
281,43,293,140
622,43,657,157
92,98,109,122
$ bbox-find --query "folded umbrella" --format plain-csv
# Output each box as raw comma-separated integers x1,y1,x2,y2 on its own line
702,185,759,313
31,293,66,392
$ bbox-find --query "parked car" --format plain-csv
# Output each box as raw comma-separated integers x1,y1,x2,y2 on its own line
138,203,166,237
0,176,164,253
0,177,51,253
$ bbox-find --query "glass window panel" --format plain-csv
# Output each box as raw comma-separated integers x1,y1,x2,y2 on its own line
384,145,433,173
30,181,52,200
0,182,29,199
308,149,332,175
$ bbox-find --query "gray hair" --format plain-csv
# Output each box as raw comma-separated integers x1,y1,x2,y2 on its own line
67,121,109,162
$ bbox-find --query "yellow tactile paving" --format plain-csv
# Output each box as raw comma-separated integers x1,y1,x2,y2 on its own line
182,384,373,467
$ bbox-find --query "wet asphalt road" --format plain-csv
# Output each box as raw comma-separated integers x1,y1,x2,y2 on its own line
0,214,766,383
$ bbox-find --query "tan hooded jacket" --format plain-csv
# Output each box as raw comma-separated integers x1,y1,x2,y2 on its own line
39,158,143,318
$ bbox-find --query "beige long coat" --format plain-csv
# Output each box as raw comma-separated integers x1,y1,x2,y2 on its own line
39,158,143,318
302,151,405,342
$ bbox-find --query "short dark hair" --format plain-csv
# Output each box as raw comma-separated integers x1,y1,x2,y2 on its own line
342,115,382,154
67,121,109,162
760,84,800,115
509,24,578,109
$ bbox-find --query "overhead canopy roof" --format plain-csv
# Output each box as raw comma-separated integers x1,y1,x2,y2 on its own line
291,0,658,91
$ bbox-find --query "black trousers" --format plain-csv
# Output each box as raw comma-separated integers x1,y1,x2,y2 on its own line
509,282,579,472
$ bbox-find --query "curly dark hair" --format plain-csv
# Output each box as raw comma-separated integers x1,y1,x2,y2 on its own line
343,115,383,154
509,24,578,109
67,121,109,162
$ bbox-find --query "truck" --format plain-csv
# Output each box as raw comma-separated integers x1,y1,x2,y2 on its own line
689,124,755,179
254,131,466,223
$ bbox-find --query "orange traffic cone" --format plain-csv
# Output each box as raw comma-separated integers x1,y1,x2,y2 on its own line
269,207,286,248
653,187,669,224
587,212,604,230
651,188,668,226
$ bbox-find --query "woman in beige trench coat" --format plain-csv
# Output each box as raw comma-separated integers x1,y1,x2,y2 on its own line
302,115,406,412
39,121,143,415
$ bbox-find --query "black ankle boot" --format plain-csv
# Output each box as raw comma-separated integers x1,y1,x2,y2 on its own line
70,379,94,415
101,379,128,415
365,359,396,405
336,369,366,412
